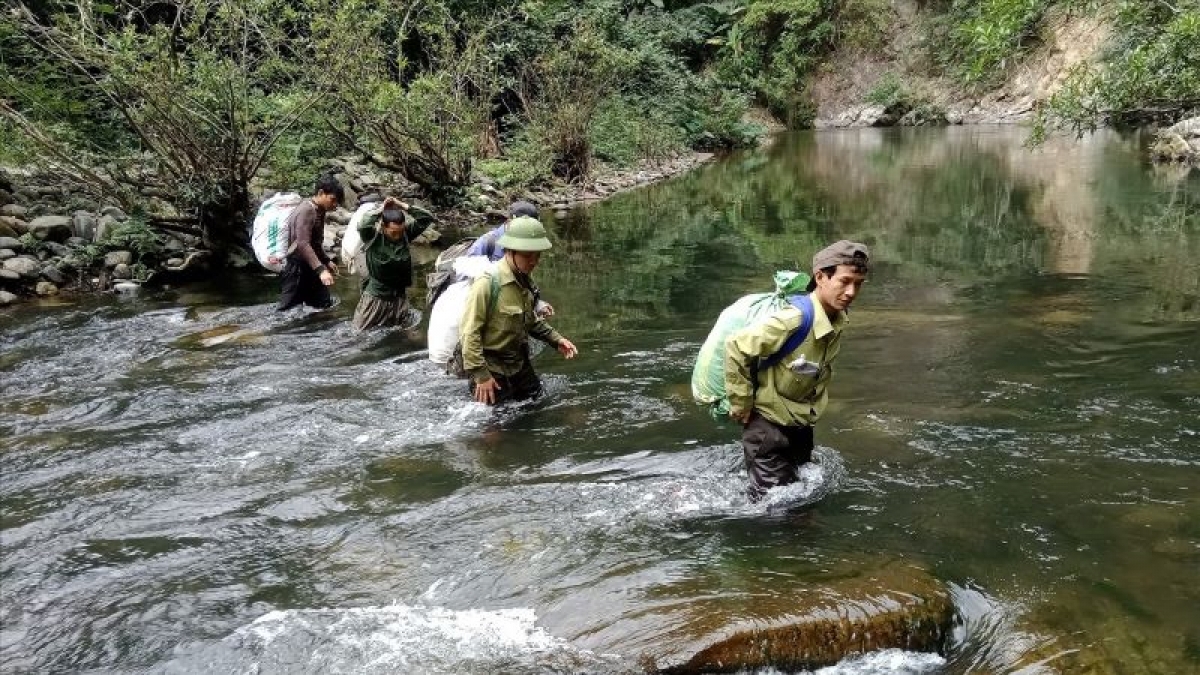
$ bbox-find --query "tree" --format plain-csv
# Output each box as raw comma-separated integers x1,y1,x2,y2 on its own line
1,1,323,256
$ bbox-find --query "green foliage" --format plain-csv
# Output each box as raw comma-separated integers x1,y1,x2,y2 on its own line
1038,0,1200,135
934,0,1053,86
866,72,907,108
102,218,164,261
590,96,685,167
719,0,832,125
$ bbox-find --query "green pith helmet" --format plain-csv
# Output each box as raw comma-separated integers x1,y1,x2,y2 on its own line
498,216,552,252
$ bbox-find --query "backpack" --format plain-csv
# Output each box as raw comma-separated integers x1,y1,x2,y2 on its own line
691,271,812,418
250,192,303,272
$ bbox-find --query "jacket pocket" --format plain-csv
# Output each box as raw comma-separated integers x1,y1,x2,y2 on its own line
771,365,819,404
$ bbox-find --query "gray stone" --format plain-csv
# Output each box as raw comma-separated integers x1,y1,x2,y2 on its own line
327,208,352,226
1168,116,1200,139
1151,133,1193,162
28,215,74,242
0,216,27,235
104,250,133,267
0,290,17,305
166,257,185,268
40,266,66,284
0,236,21,251
112,263,132,279
0,269,20,282
0,249,14,261
99,206,128,221
35,281,58,296
44,242,70,258
66,236,88,247
114,281,141,295
72,211,97,240
0,204,27,218
4,256,41,278
163,237,186,252
94,214,118,242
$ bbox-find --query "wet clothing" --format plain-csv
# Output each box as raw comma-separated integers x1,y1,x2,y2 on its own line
351,205,433,330
277,257,332,310
353,292,416,331
277,199,332,311
459,257,564,386
467,223,507,262
741,414,814,501
725,294,847,500
467,357,543,404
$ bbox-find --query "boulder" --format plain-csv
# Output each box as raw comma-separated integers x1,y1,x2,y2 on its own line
28,215,74,242
0,290,17,305
1150,133,1194,162
112,263,132,279
43,242,70,258
0,269,20,283
4,256,41,279
94,214,119,242
40,266,66,285
638,561,954,674
114,281,141,295
0,223,18,239
1166,116,1200,139
0,204,27,218
0,236,21,252
35,281,58,296
104,250,133,267
99,205,128,221
66,236,88,247
72,211,97,240
0,249,14,261
0,216,27,235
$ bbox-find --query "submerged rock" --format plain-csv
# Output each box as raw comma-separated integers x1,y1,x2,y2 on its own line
647,561,954,674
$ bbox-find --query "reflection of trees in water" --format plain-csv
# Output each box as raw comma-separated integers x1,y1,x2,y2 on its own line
537,129,1200,336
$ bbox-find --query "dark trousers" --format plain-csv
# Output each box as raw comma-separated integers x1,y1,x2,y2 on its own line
741,413,814,501
468,360,544,404
277,258,331,311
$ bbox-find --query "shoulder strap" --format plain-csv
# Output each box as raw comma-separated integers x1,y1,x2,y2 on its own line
760,294,814,369
484,272,501,317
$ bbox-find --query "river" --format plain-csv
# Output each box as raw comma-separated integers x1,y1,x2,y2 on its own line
1,127,1198,674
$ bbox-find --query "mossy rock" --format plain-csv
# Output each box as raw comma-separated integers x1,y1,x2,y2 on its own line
648,561,954,673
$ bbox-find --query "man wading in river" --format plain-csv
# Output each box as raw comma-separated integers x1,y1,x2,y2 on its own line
458,217,578,405
725,241,870,501
352,196,435,331
277,175,342,311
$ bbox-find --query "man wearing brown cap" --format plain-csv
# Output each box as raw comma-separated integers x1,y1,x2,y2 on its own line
724,240,870,501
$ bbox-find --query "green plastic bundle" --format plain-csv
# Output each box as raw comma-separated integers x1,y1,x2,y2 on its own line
691,270,811,418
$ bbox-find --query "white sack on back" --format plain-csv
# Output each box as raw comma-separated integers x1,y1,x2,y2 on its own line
452,255,494,280
250,192,303,272
427,280,472,364
341,202,385,275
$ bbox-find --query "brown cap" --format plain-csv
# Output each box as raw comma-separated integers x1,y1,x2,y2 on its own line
813,240,871,273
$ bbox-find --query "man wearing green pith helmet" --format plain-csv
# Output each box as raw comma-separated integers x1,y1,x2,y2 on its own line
458,216,578,405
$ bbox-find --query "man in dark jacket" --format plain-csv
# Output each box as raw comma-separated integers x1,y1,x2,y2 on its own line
277,175,342,311
352,196,436,330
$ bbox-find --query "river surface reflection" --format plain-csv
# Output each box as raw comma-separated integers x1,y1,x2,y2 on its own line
1,127,1198,674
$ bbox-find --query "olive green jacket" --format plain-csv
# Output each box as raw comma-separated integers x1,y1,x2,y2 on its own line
724,295,848,427
358,205,435,299
459,257,564,383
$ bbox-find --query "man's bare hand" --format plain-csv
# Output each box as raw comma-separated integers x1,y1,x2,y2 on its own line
729,408,753,425
318,270,334,286
557,338,578,359
474,378,501,405
535,301,555,318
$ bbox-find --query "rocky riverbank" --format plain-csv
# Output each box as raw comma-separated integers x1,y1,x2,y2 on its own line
0,151,714,308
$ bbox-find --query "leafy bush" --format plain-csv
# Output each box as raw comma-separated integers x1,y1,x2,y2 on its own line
1037,0,1200,135
866,72,907,108
934,0,1053,86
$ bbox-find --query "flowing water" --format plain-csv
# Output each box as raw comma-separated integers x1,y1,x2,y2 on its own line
1,127,1198,674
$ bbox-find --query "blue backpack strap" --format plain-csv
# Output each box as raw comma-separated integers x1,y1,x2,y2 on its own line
760,294,814,369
